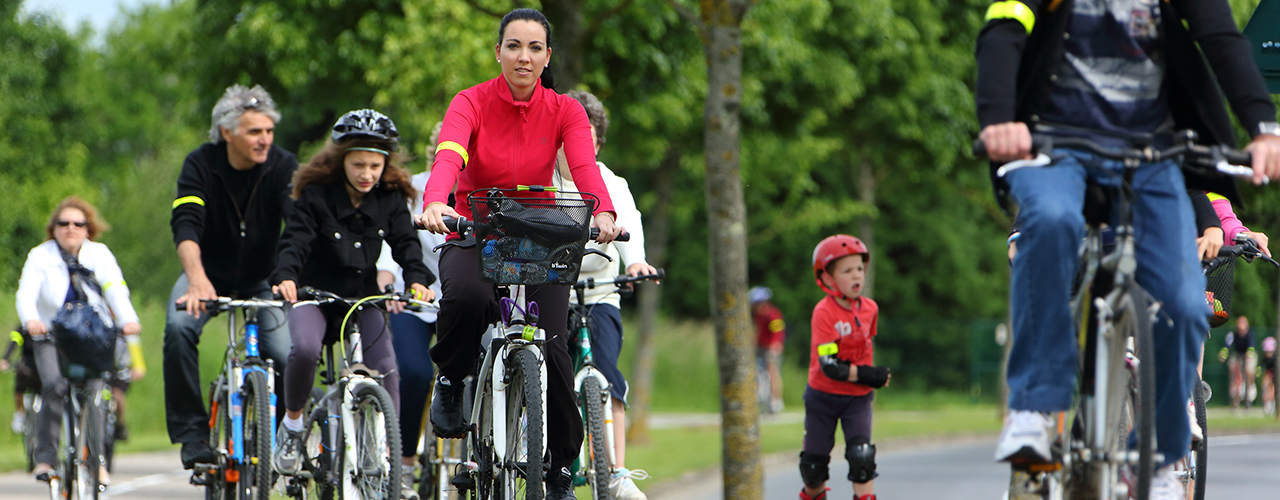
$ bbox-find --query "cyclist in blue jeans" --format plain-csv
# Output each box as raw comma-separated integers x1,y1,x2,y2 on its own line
976,0,1280,497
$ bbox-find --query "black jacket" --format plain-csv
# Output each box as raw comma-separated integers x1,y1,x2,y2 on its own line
976,0,1278,207
171,142,298,293
271,182,433,298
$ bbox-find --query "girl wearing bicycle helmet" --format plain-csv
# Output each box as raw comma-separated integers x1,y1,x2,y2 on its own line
415,9,620,500
800,235,889,500
269,110,435,486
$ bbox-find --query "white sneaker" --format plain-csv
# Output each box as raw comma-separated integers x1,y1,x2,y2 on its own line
994,411,1055,463
10,411,24,434
608,468,650,500
1149,465,1185,500
1187,399,1203,443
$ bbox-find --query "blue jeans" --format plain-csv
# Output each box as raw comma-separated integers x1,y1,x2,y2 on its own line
162,274,291,444
1006,149,1208,466
389,312,435,457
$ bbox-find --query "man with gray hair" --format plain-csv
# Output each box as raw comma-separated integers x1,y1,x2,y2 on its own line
165,84,298,469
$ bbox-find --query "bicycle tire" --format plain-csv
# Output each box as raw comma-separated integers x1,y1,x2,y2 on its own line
1193,380,1208,500
301,396,335,500
103,397,116,473
344,382,402,500
475,365,496,500
206,382,232,500
497,348,544,500
581,376,611,500
240,370,273,500
24,394,38,473
1111,291,1155,500
72,385,102,500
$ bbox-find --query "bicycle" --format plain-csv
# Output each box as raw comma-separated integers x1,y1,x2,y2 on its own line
177,297,285,500
568,270,664,499
45,353,113,500
282,287,429,500
977,128,1257,500
425,186,622,500
1172,235,1276,499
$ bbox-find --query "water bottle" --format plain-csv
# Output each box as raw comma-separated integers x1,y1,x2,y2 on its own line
482,240,501,274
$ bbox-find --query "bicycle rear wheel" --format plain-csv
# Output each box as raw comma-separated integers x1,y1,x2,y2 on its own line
497,348,544,500
581,376,611,500
345,382,402,500
1107,291,1155,500
71,386,103,500
206,382,232,500
239,370,273,500
1192,380,1208,500
300,392,335,500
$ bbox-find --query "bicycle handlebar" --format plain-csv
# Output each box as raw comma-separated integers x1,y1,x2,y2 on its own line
1203,234,1279,274
416,216,630,242
294,286,435,310
573,269,665,291
973,133,1255,179
173,296,286,312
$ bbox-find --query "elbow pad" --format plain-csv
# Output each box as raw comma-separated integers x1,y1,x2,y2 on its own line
819,355,851,382
856,365,890,388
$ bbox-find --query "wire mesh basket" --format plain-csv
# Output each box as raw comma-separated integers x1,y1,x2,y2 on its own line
468,187,598,285
1204,256,1235,328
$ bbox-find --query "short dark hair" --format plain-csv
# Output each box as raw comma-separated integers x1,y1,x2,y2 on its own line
566,90,608,146
498,8,556,90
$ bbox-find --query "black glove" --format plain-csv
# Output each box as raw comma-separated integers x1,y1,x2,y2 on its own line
856,365,890,388
819,355,851,382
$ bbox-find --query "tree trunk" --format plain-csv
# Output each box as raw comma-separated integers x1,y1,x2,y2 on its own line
701,2,761,499
627,146,679,445
538,0,585,91
858,158,876,298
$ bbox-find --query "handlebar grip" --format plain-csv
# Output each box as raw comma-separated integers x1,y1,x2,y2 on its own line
1223,150,1252,167
588,228,630,241
972,135,1047,159
656,268,666,281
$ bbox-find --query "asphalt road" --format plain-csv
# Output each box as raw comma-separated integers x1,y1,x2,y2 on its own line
653,433,1280,500
1,433,1276,499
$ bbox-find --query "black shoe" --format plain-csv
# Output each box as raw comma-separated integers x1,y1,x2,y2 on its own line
430,377,466,438
545,467,575,500
114,421,129,442
180,441,218,469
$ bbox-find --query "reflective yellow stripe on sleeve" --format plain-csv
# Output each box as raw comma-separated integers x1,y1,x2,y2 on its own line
769,319,785,333
1206,192,1228,203
436,141,470,168
985,1,1035,34
103,280,127,292
172,196,205,209
9,330,22,346
817,342,839,357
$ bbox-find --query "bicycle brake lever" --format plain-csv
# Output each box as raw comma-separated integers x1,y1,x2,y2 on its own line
584,248,612,262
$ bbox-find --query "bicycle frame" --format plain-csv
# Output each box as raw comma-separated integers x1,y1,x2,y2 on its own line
213,303,278,466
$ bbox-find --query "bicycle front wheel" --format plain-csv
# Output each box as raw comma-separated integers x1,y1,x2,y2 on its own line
240,370,273,500
497,348,544,500
344,382,402,500
72,386,103,500
581,376,611,500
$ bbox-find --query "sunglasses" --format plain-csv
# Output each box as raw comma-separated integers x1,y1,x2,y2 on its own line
57,220,88,228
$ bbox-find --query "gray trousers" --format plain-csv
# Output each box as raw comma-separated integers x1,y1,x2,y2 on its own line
32,335,105,467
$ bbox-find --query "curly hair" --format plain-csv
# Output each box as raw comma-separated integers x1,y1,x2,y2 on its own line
292,137,416,201
209,84,281,143
45,196,109,241
566,90,608,146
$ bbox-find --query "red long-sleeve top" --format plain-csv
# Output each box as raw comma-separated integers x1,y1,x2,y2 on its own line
423,76,615,221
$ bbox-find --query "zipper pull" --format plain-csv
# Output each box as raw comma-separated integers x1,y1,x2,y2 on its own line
240,221,246,237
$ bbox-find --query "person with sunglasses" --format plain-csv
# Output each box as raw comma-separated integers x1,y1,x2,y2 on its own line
164,84,299,469
16,196,141,485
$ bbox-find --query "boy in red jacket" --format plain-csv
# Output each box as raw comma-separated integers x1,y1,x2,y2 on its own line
799,235,890,500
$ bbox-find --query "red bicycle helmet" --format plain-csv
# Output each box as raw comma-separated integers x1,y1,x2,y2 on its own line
812,234,869,297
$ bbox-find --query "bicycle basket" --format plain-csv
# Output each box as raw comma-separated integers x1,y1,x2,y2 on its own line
1204,256,1235,328
468,188,599,285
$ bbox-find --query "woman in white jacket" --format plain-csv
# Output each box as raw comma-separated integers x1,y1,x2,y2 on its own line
553,90,657,500
16,196,141,483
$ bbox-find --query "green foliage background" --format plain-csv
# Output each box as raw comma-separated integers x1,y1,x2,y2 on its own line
1,0,1278,399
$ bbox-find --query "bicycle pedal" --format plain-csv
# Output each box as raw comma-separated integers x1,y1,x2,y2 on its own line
190,471,211,486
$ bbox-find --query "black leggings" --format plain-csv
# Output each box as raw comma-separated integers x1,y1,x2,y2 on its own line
284,304,399,416
430,245,583,470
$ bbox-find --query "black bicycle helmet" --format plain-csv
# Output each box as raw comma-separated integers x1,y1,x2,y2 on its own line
331,109,400,145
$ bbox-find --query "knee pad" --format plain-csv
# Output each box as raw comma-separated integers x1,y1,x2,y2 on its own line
798,451,830,488
846,436,877,484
